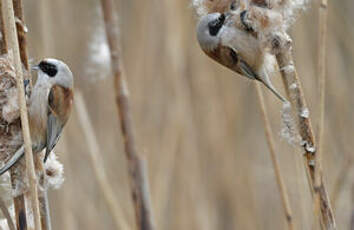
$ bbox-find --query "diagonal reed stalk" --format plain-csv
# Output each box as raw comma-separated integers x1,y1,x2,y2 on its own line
254,83,295,230
314,0,328,227
275,35,336,229
1,0,42,229
99,0,155,229
74,91,130,230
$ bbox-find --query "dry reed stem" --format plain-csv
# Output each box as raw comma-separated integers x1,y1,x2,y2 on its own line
0,2,27,230
9,190,26,230
0,196,15,230
99,0,155,229
0,0,7,53
13,0,51,229
34,158,51,230
37,190,51,230
275,39,336,229
255,82,295,230
12,0,28,70
1,0,42,229
314,0,328,227
74,91,130,230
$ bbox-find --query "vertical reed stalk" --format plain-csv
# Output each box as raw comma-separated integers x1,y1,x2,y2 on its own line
12,0,28,70
13,1,51,229
255,83,295,230
74,91,130,230
1,0,41,229
0,1,27,229
275,37,336,229
0,0,7,53
314,0,328,226
99,0,155,229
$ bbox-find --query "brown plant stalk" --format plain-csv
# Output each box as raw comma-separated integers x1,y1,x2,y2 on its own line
99,0,155,229
314,0,328,226
0,1,27,229
255,83,295,230
1,0,42,229
13,1,51,229
275,36,336,229
74,91,130,230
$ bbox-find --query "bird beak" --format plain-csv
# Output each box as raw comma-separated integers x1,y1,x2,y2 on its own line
31,65,39,71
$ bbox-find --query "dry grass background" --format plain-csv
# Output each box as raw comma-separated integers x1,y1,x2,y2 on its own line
17,0,354,229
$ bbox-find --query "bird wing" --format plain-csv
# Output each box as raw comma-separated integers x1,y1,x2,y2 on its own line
45,85,73,162
208,45,258,80
0,146,25,175
207,45,287,102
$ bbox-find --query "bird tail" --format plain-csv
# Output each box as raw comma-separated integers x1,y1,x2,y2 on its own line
260,78,287,102
0,146,25,176
255,70,287,102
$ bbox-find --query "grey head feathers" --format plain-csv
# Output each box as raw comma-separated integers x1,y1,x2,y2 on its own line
37,58,74,89
197,13,226,51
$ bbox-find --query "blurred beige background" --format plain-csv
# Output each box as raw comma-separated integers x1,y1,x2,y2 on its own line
23,0,354,229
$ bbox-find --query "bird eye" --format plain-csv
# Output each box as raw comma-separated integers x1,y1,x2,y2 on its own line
208,14,225,36
38,61,58,77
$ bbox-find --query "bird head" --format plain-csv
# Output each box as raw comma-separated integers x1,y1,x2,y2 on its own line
33,58,74,89
196,12,226,51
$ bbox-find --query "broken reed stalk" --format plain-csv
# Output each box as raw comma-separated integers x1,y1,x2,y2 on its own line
0,1,27,230
254,83,295,230
0,196,15,230
99,0,155,229
74,91,130,230
314,0,328,225
275,39,336,229
1,0,42,230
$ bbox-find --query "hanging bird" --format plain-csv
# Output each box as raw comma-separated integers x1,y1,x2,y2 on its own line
196,12,286,102
0,58,74,175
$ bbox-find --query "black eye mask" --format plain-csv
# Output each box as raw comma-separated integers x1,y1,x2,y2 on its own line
208,14,225,36
38,61,58,77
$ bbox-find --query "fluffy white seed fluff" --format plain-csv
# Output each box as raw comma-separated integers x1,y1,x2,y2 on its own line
87,9,111,81
280,101,300,145
300,107,309,118
192,0,309,30
2,87,19,123
44,152,64,190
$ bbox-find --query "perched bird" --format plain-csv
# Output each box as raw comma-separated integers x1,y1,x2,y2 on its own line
0,58,74,175
196,12,286,102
